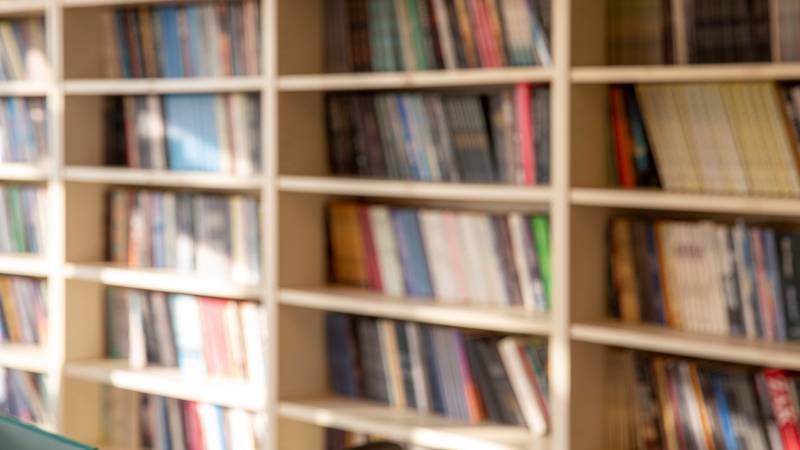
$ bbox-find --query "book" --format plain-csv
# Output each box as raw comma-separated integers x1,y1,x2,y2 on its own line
0,276,46,345
0,368,49,427
0,18,48,81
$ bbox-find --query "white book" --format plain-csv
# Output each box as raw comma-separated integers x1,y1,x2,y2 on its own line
635,85,685,191
224,301,246,378
508,213,536,311
419,209,458,301
215,95,233,174
404,322,430,413
757,82,800,195
230,95,253,175
441,211,471,301
169,294,206,374
240,302,266,383
229,196,249,284
476,215,510,306
367,205,405,296
227,409,256,450
196,404,225,450
127,290,148,369
699,85,749,194
498,337,548,435
676,85,724,193
162,192,178,269
456,213,492,303
145,95,167,170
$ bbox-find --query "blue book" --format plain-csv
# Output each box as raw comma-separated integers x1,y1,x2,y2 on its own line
184,6,204,76
113,11,131,77
644,223,666,324
0,415,96,450
213,406,227,450
153,396,172,450
156,7,182,78
738,224,763,338
419,325,444,414
395,96,421,180
168,294,206,374
712,372,739,450
150,192,165,267
390,208,433,297
5,100,19,161
764,229,788,340
164,95,220,172
325,314,360,397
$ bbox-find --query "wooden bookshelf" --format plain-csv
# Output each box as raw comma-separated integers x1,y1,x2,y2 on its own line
6,0,800,449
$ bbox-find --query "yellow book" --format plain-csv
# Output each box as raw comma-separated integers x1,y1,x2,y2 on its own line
699,84,749,194
0,278,20,341
378,319,406,408
328,202,369,286
0,23,24,79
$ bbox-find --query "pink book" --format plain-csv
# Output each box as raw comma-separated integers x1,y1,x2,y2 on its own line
515,84,536,184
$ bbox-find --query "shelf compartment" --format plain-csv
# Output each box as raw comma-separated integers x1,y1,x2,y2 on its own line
0,343,49,373
572,63,800,84
572,321,800,370
65,359,263,410
278,67,553,91
279,397,545,450
570,188,800,217
0,254,48,277
280,287,550,335
64,166,263,190
63,263,262,299
63,77,264,95
279,176,552,204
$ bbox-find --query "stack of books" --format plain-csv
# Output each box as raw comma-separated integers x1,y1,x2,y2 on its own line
327,313,550,434
0,18,48,81
608,82,800,196
105,287,265,381
610,217,800,341
108,189,261,283
103,389,260,450
105,94,260,174
0,276,46,345
327,85,550,184
606,0,772,64
606,350,800,450
0,97,47,163
0,368,48,426
0,185,45,254
109,1,260,78
325,0,551,72
328,202,551,312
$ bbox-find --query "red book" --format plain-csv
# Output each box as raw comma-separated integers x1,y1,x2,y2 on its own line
455,333,485,421
357,205,382,291
199,298,230,375
515,84,536,184
182,401,206,450
215,4,232,76
764,369,800,450
467,0,492,67
609,87,636,188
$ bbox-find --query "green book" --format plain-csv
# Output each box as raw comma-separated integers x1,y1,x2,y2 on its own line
0,416,96,450
6,187,26,253
531,216,551,307
405,0,429,69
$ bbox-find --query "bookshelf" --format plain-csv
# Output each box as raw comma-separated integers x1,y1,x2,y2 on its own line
9,0,800,449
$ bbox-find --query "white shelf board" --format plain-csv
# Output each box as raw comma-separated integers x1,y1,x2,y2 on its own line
64,263,262,299
0,1,46,14
64,166,263,190
280,287,550,335
572,63,800,83
0,163,49,181
62,0,204,7
279,176,551,203
0,254,48,277
0,80,50,96
63,77,264,95
0,343,49,373
570,187,800,217
279,397,546,450
65,359,264,410
278,67,552,91
572,321,800,370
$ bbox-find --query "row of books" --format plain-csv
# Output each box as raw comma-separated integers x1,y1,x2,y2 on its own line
0,276,45,345
0,97,46,164
326,430,416,450
0,18,48,81
609,83,800,197
327,85,550,184
325,0,552,72
108,189,261,283
610,218,800,342
0,369,48,427
103,389,261,450
109,2,260,78
0,185,44,254
106,288,265,381
329,202,551,312
607,0,771,65
105,94,260,174
607,350,800,450
326,314,551,434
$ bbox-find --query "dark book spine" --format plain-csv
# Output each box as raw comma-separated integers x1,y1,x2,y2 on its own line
780,234,800,339
394,322,417,409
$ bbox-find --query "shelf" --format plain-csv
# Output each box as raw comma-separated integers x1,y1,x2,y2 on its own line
278,67,552,91
0,254,48,277
0,80,50,96
280,287,550,335
572,321,800,370
279,397,545,450
279,176,551,204
0,343,49,373
65,359,264,410
64,166,263,190
63,77,264,95
570,187,800,217
0,163,49,181
63,263,262,299
62,0,205,7
572,63,800,83
0,1,46,15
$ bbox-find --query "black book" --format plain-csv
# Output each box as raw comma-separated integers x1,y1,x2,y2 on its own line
464,338,505,422
778,233,800,339
534,87,550,184
356,318,390,403
443,96,495,182
105,97,127,166
394,321,417,409
326,95,356,175
475,339,525,425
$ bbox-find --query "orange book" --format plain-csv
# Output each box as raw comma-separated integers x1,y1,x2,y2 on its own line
329,202,369,286
0,278,20,342
457,333,486,422
609,87,637,188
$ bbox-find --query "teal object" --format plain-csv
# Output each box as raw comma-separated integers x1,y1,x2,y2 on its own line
0,415,96,450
